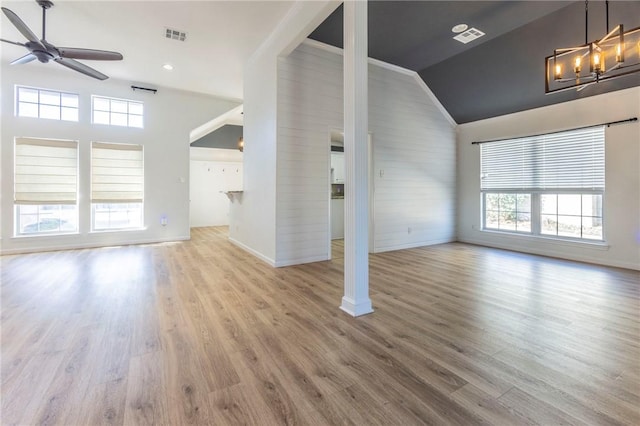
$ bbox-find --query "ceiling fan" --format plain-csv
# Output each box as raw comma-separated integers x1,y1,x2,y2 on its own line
0,0,123,80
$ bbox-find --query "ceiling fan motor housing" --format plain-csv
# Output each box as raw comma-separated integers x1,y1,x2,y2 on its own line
36,1,53,10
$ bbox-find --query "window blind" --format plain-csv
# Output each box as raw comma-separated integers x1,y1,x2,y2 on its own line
480,126,605,191
14,137,78,204
91,142,143,203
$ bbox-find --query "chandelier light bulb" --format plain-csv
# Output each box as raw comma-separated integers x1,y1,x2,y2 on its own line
616,43,623,63
593,52,602,72
574,56,581,73
554,64,562,80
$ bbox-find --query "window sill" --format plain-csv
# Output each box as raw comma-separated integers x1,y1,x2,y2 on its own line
479,228,610,250
90,227,147,234
12,231,79,239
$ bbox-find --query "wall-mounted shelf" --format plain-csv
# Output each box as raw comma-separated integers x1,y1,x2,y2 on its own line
222,190,243,201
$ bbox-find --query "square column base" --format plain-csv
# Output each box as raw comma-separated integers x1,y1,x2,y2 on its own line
340,296,373,317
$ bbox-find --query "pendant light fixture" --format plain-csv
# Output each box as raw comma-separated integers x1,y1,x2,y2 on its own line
545,0,640,94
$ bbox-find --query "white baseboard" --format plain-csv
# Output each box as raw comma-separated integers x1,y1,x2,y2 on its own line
458,236,639,271
228,237,276,267
275,254,329,268
373,237,455,254
0,235,191,256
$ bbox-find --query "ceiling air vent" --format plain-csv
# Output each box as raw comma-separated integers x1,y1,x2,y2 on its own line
165,27,187,42
453,27,485,44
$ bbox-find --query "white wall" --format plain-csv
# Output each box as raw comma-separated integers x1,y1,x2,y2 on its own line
457,87,640,270
275,41,457,266
229,1,340,265
189,147,243,228
1,64,239,254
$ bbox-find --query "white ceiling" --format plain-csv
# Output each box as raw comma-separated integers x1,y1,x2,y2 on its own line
1,0,295,100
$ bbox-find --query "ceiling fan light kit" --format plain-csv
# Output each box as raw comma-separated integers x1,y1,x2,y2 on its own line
545,0,640,94
0,0,123,80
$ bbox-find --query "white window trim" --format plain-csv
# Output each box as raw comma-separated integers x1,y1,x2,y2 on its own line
480,125,605,243
481,191,605,242
91,95,144,128
15,85,79,122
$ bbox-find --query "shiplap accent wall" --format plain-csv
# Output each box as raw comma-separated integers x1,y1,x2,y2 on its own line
275,42,456,265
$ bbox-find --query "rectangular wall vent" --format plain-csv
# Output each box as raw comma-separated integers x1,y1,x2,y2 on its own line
165,27,187,42
453,27,485,44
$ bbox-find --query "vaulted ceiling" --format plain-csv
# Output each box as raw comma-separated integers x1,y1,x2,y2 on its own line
310,1,640,123
0,1,294,101
2,1,638,124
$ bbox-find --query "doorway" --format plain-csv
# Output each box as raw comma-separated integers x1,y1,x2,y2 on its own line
328,129,374,259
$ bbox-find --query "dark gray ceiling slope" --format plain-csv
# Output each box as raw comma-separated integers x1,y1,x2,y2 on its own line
191,125,242,150
309,1,640,124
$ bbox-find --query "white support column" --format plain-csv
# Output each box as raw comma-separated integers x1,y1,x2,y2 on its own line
341,0,373,317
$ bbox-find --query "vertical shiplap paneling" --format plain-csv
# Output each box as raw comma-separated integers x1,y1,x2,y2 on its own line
276,45,343,266
369,66,456,251
275,42,456,265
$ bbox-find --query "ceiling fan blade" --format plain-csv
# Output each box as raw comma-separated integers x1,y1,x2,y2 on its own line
57,47,123,61
55,57,108,80
11,53,37,65
0,38,26,47
1,7,45,49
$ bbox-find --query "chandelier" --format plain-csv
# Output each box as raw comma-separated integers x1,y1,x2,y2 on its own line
545,0,640,94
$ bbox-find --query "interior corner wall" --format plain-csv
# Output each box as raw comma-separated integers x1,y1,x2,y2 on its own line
457,86,640,270
275,42,457,266
0,64,239,254
228,0,340,266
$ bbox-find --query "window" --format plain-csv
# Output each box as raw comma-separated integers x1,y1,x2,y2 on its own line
481,126,604,241
540,194,603,240
484,193,531,233
16,86,79,121
92,96,143,128
91,142,144,230
14,137,78,235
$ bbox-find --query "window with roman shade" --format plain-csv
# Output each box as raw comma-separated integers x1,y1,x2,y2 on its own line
91,142,144,203
14,137,78,205
480,126,605,241
91,142,144,231
14,137,79,235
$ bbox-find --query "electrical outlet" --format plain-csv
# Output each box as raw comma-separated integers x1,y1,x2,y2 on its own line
161,215,168,226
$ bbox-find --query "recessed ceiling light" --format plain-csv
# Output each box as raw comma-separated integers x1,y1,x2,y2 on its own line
451,23,468,34
162,64,174,71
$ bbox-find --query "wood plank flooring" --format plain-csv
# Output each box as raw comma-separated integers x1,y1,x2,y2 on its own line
1,226,639,425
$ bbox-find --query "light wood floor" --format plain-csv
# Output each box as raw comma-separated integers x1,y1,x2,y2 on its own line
1,227,639,425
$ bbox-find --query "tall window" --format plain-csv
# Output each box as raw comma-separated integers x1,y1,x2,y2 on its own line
14,137,78,235
92,96,143,128
16,86,79,121
481,126,604,241
91,142,144,230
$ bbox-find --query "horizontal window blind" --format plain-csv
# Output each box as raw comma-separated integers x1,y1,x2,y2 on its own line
481,126,605,191
91,142,143,203
14,137,78,204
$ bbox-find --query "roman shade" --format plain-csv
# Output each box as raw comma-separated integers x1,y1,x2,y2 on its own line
14,137,78,204
91,142,143,203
